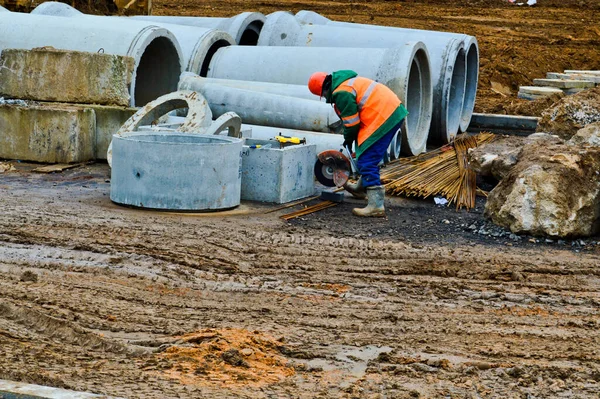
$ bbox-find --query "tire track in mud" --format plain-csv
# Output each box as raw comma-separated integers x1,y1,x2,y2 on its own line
1,166,600,397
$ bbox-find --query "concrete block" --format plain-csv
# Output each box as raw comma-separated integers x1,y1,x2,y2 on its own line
320,190,344,203
241,139,316,203
546,72,600,83
532,78,595,89
517,92,549,101
518,86,563,96
0,102,95,163
564,70,600,75
0,47,134,106
89,104,137,160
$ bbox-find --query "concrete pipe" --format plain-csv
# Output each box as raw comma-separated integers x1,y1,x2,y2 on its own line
0,12,183,107
180,73,318,101
178,74,340,132
31,2,236,77
460,35,479,133
206,42,432,155
131,12,266,45
110,132,243,211
0,5,8,12
295,10,479,138
261,12,465,144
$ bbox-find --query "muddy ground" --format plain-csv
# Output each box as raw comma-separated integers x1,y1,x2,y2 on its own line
0,160,599,399
1,1,600,398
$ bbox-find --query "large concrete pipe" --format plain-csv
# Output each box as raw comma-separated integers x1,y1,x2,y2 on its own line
260,12,465,144
205,42,432,155
0,12,182,107
0,5,8,12
295,10,479,135
131,12,266,45
180,73,318,101
178,75,341,133
32,2,235,77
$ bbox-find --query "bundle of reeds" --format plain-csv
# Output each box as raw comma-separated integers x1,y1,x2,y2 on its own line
381,132,496,210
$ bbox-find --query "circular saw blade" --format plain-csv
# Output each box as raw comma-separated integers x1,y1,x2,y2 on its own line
314,150,352,187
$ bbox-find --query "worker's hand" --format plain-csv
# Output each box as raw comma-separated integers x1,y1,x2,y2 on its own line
343,137,355,149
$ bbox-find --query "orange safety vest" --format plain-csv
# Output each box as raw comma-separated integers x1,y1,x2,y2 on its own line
333,77,401,146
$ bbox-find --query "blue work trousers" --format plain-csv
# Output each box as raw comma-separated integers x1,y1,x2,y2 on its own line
356,120,404,187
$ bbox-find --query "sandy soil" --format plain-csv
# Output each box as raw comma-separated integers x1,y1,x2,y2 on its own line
0,161,599,398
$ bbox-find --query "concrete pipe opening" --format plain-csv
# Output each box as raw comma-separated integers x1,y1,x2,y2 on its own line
402,46,432,156
135,36,181,106
239,20,264,45
200,39,234,77
460,38,479,132
445,46,467,143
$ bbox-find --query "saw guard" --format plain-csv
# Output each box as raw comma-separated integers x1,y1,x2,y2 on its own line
314,150,352,187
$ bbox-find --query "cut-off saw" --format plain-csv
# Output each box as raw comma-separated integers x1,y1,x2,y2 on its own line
314,145,358,187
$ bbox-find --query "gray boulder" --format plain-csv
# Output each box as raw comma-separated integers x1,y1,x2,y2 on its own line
485,140,600,237
568,121,600,147
469,133,562,180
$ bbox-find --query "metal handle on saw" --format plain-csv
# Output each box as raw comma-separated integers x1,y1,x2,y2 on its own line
343,144,359,176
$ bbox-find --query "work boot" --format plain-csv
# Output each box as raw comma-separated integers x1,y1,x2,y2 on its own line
343,177,366,199
352,185,385,217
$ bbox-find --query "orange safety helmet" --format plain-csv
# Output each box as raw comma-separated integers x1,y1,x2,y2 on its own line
308,71,328,96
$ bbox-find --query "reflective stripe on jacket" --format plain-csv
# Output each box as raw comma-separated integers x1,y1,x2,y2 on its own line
333,76,402,147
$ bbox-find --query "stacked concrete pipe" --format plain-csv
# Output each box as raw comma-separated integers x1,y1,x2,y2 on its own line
294,10,479,136
31,2,236,78
178,74,338,132
204,41,432,156
131,12,266,45
260,11,465,144
180,73,318,101
0,12,183,107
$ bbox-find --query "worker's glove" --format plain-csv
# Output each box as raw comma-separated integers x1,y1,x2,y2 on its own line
343,137,355,150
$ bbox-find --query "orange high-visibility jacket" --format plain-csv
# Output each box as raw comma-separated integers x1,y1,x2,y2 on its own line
328,70,408,158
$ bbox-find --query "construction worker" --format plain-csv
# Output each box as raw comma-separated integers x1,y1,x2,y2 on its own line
308,70,408,217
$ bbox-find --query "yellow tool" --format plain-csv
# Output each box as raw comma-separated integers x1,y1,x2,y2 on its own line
274,135,306,146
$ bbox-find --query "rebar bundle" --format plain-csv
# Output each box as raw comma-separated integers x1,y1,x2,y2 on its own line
381,132,496,210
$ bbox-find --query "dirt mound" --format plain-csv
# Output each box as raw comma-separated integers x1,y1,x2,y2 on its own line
537,87,600,139
144,328,294,388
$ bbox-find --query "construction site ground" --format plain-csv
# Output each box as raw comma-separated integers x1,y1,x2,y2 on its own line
1,1,600,398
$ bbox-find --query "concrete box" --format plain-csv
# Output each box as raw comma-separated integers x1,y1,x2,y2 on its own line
0,47,134,107
241,139,316,203
0,102,95,163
